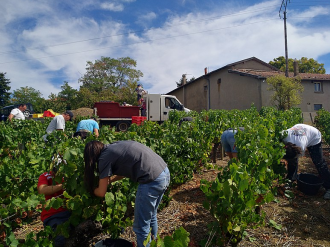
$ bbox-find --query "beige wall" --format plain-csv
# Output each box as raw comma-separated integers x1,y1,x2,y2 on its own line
299,80,330,112
209,71,262,110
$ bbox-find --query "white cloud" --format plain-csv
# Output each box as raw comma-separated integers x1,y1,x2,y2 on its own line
100,0,136,12
140,12,157,22
0,0,51,24
136,12,157,28
101,2,124,12
291,6,330,19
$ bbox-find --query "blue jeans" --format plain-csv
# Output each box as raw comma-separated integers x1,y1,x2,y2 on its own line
133,167,170,247
221,129,238,153
43,211,71,247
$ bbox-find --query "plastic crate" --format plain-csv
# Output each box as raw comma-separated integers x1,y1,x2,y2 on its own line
33,113,44,118
132,116,147,126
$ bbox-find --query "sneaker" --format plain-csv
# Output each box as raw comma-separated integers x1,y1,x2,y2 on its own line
323,189,330,200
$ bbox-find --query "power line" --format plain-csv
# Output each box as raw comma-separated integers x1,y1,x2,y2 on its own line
0,2,326,56
0,5,280,56
0,18,280,65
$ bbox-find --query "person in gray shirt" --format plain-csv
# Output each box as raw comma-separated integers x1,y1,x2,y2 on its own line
42,111,73,141
84,140,170,247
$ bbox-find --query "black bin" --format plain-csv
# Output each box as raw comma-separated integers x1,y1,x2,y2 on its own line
94,238,133,247
297,173,323,196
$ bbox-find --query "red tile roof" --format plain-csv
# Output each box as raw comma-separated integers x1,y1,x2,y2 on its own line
229,69,330,80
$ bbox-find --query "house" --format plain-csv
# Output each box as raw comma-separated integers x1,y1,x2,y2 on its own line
167,57,330,113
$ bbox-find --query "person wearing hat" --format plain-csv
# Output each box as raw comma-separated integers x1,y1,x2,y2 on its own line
43,111,73,141
135,84,146,105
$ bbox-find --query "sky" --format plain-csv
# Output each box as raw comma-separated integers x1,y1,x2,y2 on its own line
1,0,330,98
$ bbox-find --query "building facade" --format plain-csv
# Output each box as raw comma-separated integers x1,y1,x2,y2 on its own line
167,57,330,112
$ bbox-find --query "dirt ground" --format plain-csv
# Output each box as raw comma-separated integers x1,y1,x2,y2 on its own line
12,147,330,247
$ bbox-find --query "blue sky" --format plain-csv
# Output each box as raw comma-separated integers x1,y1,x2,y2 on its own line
1,0,330,98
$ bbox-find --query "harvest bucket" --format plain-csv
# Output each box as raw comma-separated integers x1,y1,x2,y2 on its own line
297,173,323,195
94,238,134,247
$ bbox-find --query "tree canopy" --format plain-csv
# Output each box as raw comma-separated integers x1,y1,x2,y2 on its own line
267,75,304,110
79,57,143,93
11,86,46,112
0,72,11,108
269,56,326,74
58,81,78,110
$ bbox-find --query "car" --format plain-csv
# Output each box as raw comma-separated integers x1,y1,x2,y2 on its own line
0,103,34,121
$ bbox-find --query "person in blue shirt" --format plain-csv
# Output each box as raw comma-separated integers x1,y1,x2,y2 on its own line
74,117,99,139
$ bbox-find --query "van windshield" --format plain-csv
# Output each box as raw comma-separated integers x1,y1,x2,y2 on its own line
165,97,183,111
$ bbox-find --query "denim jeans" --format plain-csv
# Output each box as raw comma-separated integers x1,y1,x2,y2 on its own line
43,211,71,247
307,142,330,189
221,129,238,153
133,167,170,247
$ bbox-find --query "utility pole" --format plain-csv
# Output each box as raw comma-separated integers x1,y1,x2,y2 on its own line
279,0,290,77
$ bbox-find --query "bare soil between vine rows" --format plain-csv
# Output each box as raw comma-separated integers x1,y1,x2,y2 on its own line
13,148,330,247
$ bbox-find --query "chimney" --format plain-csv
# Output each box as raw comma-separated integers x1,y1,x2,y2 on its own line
293,59,299,76
204,67,208,75
182,74,186,85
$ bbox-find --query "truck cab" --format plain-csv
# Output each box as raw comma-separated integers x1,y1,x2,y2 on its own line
144,94,190,122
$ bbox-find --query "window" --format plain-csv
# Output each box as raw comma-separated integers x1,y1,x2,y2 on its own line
204,85,208,92
165,97,183,110
314,104,322,111
314,82,322,92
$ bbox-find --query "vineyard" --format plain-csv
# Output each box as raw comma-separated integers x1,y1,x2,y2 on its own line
1,106,330,247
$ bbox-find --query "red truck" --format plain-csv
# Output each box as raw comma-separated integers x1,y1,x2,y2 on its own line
94,101,141,131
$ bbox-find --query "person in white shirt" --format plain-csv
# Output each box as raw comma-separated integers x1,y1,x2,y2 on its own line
282,124,330,199
8,104,27,121
43,111,73,141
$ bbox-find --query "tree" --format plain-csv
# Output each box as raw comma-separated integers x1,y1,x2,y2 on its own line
58,81,78,110
267,75,304,110
74,88,99,109
79,57,143,93
176,76,196,87
0,72,11,107
269,56,326,74
43,93,67,113
11,86,45,112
